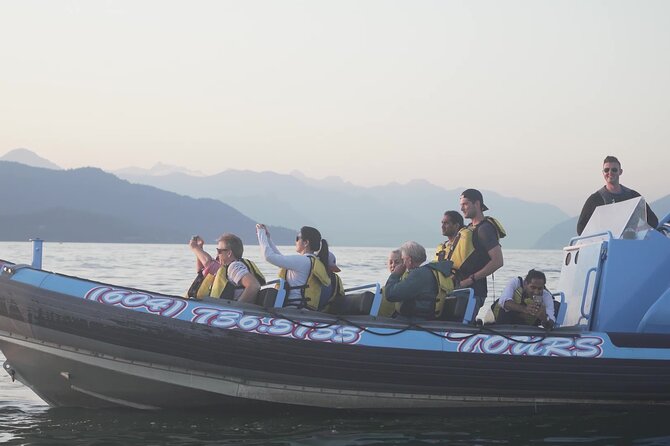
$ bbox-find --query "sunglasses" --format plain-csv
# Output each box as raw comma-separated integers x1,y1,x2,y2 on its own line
216,247,231,254
603,167,619,173
295,234,302,242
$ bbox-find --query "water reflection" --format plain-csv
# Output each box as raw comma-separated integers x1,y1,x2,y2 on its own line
1,243,669,444
1,406,670,445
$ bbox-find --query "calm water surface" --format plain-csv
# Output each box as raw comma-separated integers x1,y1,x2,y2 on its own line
1,242,669,445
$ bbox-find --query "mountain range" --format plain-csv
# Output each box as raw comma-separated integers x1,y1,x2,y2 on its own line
112,169,571,248
0,160,295,245
1,148,62,170
1,148,668,248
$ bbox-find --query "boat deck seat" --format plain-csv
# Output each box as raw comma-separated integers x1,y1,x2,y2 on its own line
437,295,462,322
437,288,477,324
324,291,375,315
255,287,279,307
255,279,288,308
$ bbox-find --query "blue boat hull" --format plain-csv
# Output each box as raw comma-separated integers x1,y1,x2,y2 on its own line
2,263,670,410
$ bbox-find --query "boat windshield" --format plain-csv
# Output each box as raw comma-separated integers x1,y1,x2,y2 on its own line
582,196,652,240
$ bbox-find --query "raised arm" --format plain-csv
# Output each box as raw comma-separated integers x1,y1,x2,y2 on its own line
189,236,214,271
257,224,310,270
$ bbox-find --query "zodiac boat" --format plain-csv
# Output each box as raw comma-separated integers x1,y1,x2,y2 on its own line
1,197,669,410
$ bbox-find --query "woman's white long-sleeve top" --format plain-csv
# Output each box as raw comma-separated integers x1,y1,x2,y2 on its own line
257,229,312,298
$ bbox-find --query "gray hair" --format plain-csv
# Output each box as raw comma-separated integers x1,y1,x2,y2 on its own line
389,248,401,257
400,241,426,265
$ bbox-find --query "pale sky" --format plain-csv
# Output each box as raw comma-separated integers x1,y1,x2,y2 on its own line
2,0,669,215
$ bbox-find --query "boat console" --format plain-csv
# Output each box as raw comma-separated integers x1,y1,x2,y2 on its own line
559,197,670,333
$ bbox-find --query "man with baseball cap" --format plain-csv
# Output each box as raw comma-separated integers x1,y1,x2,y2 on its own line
457,188,505,318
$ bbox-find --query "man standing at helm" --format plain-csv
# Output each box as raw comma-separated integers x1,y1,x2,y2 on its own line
577,156,658,235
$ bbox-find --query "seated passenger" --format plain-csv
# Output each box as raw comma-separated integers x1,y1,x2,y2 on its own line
187,233,265,303
256,224,331,310
378,248,403,317
492,269,555,329
319,252,345,311
388,249,402,272
384,241,453,320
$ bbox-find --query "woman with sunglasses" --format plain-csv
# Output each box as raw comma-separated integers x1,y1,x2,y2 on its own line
577,155,658,235
256,223,331,310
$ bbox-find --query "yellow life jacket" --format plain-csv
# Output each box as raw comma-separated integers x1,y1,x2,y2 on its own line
492,277,538,325
484,216,506,239
325,272,345,301
431,265,456,318
434,226,475,271
278,255,331,310
378,289,397,318
195,273,216,298
379,270,409,317
200,259,266,300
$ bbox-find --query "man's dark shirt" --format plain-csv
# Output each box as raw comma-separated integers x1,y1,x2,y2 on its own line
462,219,499,298
577,186,658,235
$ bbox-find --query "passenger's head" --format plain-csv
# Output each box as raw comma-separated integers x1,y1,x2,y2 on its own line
400,241,427,270
217,233,244,264
460,188,488,219
296,226,321,252
387,249,402,272
441,210,464,238
602,155,622,186
297,226,330,267
523,269,547,296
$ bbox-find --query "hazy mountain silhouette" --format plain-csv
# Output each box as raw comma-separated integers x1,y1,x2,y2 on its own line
0,161,294,244
533,196,670,248
116,169,570,248
114,162,206,177
1,148,61,170
7,149,626,248
0,208,176,243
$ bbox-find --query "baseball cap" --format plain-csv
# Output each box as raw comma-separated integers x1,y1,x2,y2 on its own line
461,188,489,211
328,252,341,273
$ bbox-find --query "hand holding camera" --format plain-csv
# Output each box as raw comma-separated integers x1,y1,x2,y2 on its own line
189,235,204,249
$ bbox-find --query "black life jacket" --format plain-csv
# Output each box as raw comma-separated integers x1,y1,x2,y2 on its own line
461,217,505,296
